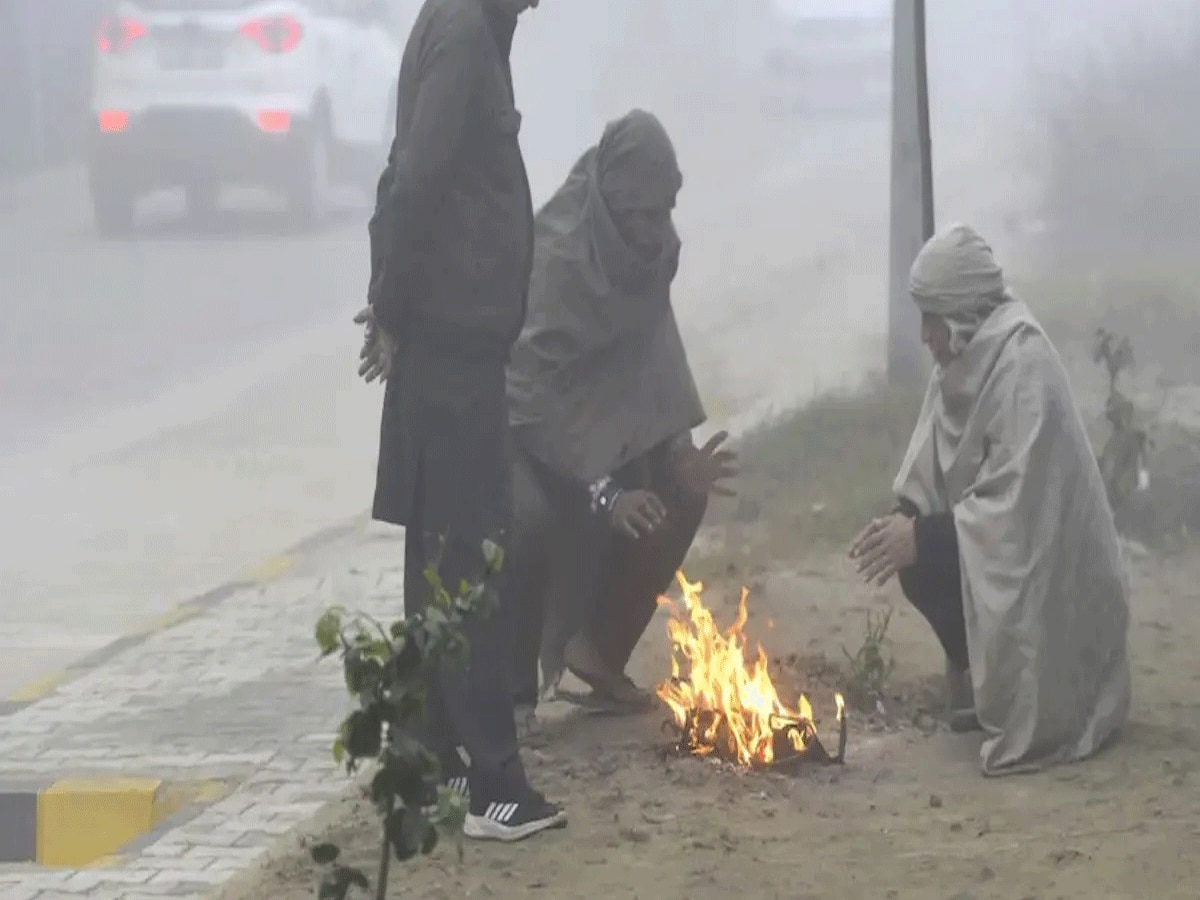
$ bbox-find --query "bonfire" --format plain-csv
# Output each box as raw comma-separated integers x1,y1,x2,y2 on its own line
656,572,846,768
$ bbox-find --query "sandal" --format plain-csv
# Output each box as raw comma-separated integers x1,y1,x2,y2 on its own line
561,637,657,713
592,674,657,712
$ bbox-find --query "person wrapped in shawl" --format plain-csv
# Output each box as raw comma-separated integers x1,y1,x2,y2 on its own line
850,223,1131,775
505,109,736,714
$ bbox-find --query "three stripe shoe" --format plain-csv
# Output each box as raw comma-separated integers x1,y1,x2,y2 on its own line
463,789,567,843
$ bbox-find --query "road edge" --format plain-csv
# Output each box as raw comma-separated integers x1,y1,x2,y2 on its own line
0,515,368,715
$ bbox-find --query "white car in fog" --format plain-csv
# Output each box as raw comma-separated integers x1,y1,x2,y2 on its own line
88,0,402,235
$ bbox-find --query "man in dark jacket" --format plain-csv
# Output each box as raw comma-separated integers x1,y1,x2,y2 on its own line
354,0,565,843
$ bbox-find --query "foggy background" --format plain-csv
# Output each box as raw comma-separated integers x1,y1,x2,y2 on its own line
1,0,1197,692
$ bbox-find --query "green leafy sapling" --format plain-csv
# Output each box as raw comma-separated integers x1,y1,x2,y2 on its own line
312,539,504,900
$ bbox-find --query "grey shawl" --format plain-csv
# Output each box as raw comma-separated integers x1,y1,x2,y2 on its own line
506,109,706,482
895,224,1131,775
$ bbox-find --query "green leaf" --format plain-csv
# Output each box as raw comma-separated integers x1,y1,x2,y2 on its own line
309,842,340,865
430,785,468,834
318,866,370,900
422,825,439,855
369,768,394,809
482,538,505,573
422,565,444,595
332,736,346,766
385,807,432,863
343,649,384,697
317,871,345,900
386,635,423,686
315,609,344,657
381,746,431,807
341,708,383,759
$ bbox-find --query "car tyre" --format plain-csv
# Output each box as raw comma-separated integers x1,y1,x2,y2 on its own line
287,117,332,230
89,170,136,239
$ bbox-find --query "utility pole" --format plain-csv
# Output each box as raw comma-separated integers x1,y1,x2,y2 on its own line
886,0,935,386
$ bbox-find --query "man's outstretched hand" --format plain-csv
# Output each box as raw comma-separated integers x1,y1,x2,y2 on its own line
353,305,396,383
675,431,738,498
849,513,918,588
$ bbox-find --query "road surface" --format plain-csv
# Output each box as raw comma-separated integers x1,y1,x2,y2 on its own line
0,173,386,697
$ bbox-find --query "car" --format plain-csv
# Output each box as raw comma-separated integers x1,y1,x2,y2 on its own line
87,0,403,235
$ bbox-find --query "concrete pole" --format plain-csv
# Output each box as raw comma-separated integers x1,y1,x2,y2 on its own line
886,0,935,386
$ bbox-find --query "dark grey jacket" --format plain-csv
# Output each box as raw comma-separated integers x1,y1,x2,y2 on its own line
368,0,534,351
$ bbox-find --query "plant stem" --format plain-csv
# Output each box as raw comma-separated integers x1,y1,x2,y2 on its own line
376,794,393,900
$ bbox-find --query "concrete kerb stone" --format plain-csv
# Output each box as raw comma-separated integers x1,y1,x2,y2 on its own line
0,515,409,898
0,778,233,869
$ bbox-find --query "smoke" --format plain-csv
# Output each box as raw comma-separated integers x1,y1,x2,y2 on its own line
1030,5,1200,266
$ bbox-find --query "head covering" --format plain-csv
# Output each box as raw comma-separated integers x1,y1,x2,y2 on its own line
595,109,683,214
506,109,705,482
909,223,1011,356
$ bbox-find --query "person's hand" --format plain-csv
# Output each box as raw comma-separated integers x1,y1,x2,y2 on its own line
353,305,396,383
674,431,738,497
611,489,667,540
849,513,918,587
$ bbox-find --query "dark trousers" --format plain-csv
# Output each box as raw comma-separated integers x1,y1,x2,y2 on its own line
508,445,705,704
396,341,527,803
898,559,969,672
584,489,705,673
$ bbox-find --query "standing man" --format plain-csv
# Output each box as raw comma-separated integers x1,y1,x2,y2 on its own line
356,0,566,843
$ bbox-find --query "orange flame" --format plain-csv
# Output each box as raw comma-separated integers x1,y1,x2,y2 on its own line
656,571,844,767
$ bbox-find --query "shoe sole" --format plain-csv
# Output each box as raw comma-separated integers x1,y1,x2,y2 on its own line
463,810,568,843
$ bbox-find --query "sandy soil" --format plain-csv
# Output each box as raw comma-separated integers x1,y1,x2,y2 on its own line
218,542,1200,900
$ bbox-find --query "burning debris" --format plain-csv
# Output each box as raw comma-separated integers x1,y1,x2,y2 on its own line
656,572,846,769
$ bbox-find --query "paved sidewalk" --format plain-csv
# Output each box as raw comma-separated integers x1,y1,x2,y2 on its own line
0,522,408,900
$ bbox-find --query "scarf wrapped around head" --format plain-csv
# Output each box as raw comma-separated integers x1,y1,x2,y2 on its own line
506,109,706,482
909,223,1011,355
596,110,683,214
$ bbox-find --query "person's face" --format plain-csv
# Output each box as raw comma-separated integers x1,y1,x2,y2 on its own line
612,204,671,259
920,312,954,367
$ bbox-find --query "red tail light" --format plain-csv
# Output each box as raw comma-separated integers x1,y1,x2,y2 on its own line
239,16,302,53
254,110,292,134
98,110,130,133
97,17,147,54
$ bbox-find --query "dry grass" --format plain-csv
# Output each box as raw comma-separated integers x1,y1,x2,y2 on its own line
696,379,924,571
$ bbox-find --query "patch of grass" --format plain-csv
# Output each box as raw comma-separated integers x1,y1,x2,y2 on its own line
705,378,925,560
840,606,895,712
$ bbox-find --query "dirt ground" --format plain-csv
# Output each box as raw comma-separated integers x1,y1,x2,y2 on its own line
218,544,1200,900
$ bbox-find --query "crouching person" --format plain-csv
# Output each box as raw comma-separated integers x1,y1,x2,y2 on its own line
850,223,1131,775
504,110,737,718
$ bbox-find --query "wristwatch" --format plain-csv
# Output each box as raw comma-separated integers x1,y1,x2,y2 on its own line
588,475,623,517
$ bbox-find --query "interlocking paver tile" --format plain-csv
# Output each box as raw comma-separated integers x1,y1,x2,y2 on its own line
0,527,403,900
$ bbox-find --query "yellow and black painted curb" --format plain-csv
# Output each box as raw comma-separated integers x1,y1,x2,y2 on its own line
0,777,231,868
0,518,365,716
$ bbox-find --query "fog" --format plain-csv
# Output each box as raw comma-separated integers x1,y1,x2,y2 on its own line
1,0,1198,691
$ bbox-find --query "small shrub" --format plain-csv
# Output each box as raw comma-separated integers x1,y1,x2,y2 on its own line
840,606,895,712
311,541,504,900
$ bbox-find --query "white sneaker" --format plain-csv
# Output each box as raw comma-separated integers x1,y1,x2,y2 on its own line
463,791,567,843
